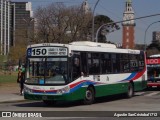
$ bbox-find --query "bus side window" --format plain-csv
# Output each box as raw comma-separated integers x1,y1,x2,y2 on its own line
80,52,88,76
130,54,139,72
121,54,129,73
73,57,81,79
88,53,100,75
101,53,111,74
111,54,119,73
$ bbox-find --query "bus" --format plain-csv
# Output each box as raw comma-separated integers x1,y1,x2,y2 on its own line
146,54,160,88
24,41,147,105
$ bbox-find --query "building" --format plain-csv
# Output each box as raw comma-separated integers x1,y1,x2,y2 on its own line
152,31,160,43
11,1,33,48
0,0,11,55
0,0,33,55
122,0,135,49
81,0,91,14
146,31,160,56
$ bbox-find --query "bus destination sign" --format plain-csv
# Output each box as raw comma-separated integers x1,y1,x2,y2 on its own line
27,47,67,56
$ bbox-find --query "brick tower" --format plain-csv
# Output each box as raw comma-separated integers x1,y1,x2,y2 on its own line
122,0,135,49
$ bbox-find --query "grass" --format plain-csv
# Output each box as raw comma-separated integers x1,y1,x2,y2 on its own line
0,72,17,84
0,75,17,83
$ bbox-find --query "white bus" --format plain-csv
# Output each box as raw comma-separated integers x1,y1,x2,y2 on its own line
24,41,147,105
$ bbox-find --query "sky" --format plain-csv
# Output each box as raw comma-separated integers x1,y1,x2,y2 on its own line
12,0,160,45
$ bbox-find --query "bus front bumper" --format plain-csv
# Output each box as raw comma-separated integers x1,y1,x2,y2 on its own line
24,93,74,101
24,90,85,101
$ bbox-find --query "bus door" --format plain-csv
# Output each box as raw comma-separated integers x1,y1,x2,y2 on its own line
70,51,89,81
80,52,88,77
71,52,81,80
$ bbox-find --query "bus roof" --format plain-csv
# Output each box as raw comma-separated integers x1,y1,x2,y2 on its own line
27,41,141,54
69,41,117,48
28,41,117,49
149,54,160,58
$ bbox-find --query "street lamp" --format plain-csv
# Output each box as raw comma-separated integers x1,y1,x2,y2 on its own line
91,0,100,42
96,23,108,42
95,22,120,43
23,18,34,46
144,21,160,51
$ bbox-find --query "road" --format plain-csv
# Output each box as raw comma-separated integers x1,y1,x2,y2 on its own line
0,88,160,119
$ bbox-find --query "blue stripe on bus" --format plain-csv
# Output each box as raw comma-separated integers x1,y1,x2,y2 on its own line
70,80,96,93
123,72,137,81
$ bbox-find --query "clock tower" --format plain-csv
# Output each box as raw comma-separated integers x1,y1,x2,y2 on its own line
122,0,135,49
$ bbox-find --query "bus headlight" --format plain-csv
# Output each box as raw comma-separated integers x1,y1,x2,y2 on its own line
57,86,70,94
24,86,33,93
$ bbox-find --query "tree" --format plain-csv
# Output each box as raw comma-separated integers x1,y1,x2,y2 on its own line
34,3,119,44
146,48,160,57
8,28,28,65
34,3,92,43
94,15,120,43
146,42,160,57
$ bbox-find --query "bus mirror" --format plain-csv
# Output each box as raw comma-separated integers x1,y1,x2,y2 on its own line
82,72,89,77
81,72,84,76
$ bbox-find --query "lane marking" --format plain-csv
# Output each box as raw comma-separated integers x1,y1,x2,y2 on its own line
135,92,146,96
145,91,160,96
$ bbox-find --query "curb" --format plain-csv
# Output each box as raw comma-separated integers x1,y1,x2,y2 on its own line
0,99,27,104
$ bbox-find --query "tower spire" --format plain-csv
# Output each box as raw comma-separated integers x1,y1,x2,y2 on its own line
81,0,91,14
127,0,132,2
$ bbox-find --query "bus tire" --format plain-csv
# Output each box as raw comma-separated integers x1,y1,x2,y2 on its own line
83,87,95,105
126,82,134,98
43,100,55,106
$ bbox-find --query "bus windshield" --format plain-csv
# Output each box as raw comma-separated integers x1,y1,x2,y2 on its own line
26,57,68,85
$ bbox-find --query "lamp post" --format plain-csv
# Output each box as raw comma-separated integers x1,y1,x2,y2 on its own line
23,18,34,46
144,21,160,51
95,22,115,42
91,0,100,42
96,23,108,42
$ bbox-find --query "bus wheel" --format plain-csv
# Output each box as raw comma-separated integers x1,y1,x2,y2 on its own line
43,100,55,106
83,87,95,105
126,83,134,98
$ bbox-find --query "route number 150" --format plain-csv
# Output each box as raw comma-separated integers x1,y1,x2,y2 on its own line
32,48,47,56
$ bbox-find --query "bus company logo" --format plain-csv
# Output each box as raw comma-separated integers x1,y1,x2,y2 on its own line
27,48,32,56
2,112,11,117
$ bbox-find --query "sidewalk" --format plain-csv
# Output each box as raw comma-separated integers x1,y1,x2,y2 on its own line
0,83,25,103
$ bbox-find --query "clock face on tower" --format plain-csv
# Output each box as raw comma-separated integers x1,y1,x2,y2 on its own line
156,34,160,40
123,14,134,25
126,14,133,20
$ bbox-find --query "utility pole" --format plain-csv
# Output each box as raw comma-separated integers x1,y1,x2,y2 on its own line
144,21,160,51
91,0,100,42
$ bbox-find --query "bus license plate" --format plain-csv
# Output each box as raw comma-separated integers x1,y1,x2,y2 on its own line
42,96,47,100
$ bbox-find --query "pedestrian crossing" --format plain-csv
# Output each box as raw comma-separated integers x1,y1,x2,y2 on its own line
135,91,160,97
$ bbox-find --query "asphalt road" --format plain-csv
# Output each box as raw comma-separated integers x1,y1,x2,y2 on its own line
0,88,160,119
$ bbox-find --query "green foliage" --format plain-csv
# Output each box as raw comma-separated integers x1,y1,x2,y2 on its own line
95,15,113,25
8,43,27,65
